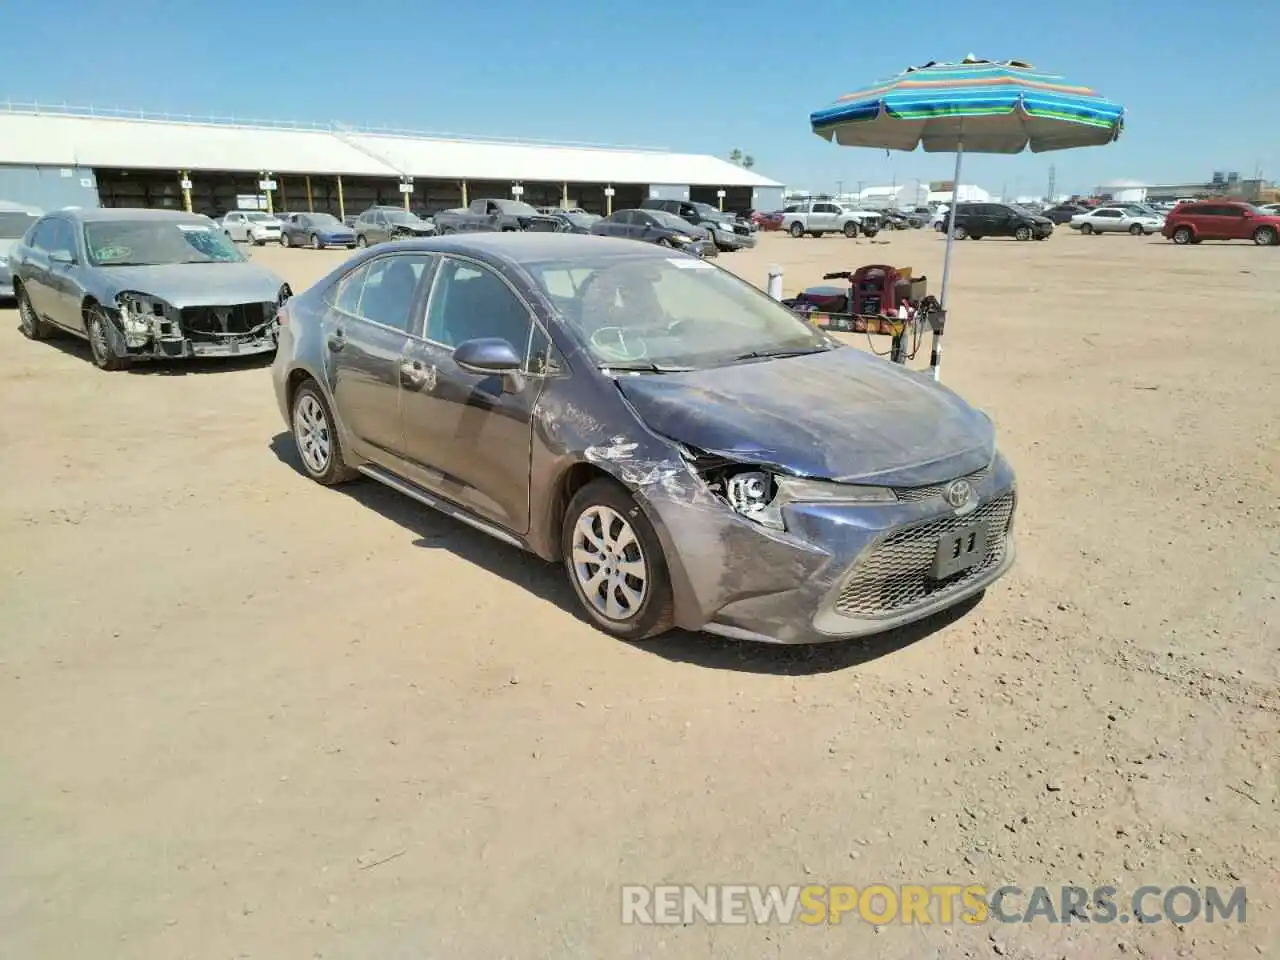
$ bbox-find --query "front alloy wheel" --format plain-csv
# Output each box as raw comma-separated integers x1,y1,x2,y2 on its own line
563,480,673,640
86,307,129,370
291,382,357,485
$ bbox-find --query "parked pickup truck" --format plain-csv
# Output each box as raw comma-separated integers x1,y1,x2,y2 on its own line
781,201,880,239
433,199,561,234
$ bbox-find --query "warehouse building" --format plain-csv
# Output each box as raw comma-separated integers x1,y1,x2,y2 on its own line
0,106,785,219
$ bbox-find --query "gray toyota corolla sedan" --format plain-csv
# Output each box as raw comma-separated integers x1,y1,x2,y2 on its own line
273,233,1017,644
11,208,290,369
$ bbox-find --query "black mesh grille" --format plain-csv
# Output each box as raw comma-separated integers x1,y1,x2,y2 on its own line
833,492,1015,618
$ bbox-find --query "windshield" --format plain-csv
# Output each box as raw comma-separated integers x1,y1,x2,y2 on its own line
0,212,38,238
307,213,342,227
85,220,245,266
496,200,538,216
385,209,425,225
245,212,275,222
1008,204,1035,217
527,253,831,370
565,213,599,227
648,211,696,232
691,202,723,219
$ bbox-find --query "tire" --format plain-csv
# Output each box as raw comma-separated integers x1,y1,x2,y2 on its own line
85,305,129,371
1129,224,1144,236
280,232,291,248
355,234,367,248
311,233,323,250
17,285,50,340
969,235,983,241
842,221,858,238
291,381,358,485
656,236,673,247
953,224,968,240
789,221,804,238
1014,225,1032,241
1080,223,1094,235
1252,226,1277,246
1172,226,1194,245
561,479,674,641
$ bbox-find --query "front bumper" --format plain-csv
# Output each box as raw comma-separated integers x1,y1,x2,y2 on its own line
1032,225,1054,238
711,226,756,249
320,232,357,245
123,324,279,360
0,264,12,299
647,454,1018,645
250,228,282,242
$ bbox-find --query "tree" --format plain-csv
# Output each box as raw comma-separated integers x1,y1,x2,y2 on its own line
742,155,755,169
729,148,743,164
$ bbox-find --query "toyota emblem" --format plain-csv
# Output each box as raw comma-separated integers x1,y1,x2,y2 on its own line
944,479,973,509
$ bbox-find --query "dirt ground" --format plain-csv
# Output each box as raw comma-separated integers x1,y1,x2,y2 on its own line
1,227,1276,960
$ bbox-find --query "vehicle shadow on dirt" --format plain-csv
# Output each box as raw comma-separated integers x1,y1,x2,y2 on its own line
269,432,964,676
29,332,275,375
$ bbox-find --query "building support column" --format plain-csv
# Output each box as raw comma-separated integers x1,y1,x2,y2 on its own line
305,175,314,212
605,185,614,216
179,170,192,213
561,181,569,209
337,175,345,221
460,179,468,207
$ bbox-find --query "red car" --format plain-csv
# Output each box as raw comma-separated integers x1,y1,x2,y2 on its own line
1161,200,1280,246
753,210,784,231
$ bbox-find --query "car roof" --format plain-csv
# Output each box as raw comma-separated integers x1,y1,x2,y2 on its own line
367,232,680,264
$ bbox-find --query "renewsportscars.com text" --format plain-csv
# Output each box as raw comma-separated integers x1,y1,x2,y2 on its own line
621,884,1247,926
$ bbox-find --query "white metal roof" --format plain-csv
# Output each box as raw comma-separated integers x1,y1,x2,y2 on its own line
0,109,781,187
0,112,397,176
343,132,779,187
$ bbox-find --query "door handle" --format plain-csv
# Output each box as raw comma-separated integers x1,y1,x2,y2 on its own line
327,330,345,352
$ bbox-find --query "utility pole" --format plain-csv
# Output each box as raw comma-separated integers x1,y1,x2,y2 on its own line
836,179,844,199
1047,164,1056,202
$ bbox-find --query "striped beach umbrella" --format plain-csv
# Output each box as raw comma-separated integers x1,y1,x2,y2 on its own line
810,57,1124,378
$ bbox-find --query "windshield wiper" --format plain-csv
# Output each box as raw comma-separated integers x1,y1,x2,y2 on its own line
729,345,831,363
602,360,695,373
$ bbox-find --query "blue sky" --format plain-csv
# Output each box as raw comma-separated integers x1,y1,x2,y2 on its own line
2,0,1275,196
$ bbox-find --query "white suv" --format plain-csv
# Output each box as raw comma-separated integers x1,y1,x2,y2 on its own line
221,211,283,245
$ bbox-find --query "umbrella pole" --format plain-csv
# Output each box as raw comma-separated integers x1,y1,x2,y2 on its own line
932,144,964,381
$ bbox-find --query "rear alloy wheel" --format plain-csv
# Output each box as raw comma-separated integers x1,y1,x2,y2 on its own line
1172,226,1194,245
1014,225,1032,241
355,234,368,248
280,232,291,247
1080,223,1094,235
843,220,859,239
789,221,804,238
86,306,129,371
311,233,323,250
17,286,49,340
953,225,968,240
1129,224,1144,236
562,480,674,641
1252,226,1277,246
291,382,357,485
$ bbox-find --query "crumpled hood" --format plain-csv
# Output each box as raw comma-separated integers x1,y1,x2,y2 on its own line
99,261,285,309
615,347,995,487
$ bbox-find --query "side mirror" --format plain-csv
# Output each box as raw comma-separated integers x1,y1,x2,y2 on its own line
454,336,522,372
50,250,76,265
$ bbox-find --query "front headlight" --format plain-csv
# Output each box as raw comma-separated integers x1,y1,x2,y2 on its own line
707,467,897,531
672,234,693,244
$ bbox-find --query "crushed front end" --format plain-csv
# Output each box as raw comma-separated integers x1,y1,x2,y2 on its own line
641,448,1017,645
113,288,288,360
